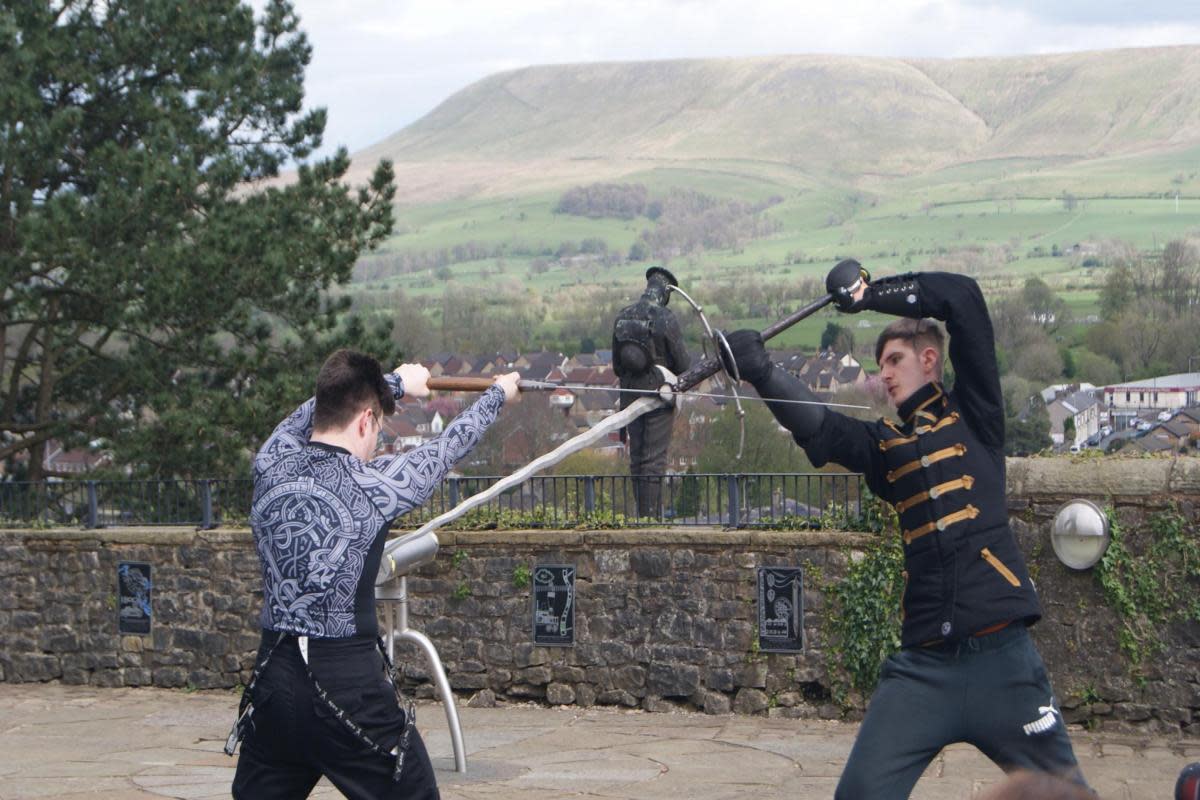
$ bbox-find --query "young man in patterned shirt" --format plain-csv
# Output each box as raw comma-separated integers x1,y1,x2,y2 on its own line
231,349,517,799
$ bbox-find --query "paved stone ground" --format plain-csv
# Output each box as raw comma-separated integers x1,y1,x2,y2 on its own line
0,684,1196,799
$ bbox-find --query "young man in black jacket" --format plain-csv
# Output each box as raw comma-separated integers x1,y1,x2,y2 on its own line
724,264,1089,798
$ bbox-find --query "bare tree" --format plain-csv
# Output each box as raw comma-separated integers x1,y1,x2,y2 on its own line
1011,339,1065,384
1157,240,1200,313
1119,299,1172,374
464,395,574,473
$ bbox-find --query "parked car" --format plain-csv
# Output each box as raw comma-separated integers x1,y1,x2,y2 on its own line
1158,410,1174,422
1136,419,1154,432
1099,425,1113,437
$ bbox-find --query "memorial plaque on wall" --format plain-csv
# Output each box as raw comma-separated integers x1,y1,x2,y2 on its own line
532,564,575,646
117,561,152,635
757,566,804,653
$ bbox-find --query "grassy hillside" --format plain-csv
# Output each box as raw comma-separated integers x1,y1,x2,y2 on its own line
348,47,1200,198
335,47,1200,363
368,56,983,171
909,47,1200,159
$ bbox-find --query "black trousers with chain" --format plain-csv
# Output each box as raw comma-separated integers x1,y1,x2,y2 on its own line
232,632,439,800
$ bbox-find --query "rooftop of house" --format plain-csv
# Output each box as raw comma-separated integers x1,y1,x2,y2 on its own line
1105,372,1200,391
1052,390,1100,415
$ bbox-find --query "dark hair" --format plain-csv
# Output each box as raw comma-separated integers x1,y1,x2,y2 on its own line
313,349,395,432
875,318,945,368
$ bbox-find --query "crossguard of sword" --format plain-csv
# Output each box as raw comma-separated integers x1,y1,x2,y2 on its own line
670,292,836,394
668,285,748,458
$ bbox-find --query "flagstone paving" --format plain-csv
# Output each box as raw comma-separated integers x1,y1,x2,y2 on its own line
0,683,1195,799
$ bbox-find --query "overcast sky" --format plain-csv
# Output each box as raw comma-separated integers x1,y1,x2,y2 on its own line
278,0,1200,159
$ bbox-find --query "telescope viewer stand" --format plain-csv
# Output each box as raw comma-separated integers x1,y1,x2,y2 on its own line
376,576,467,773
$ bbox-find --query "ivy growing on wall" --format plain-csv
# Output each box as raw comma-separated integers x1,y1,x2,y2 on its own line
1095,505,1200,669
820,494,905,707
441,507,635,531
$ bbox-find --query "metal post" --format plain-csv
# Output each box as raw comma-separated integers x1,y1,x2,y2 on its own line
584,476,595,515
449,478,460,507
726,474,740,528
85,481,99,529
199,480,215,530
377,576,467,773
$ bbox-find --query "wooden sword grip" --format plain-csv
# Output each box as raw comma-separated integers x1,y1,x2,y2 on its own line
426,376,496,392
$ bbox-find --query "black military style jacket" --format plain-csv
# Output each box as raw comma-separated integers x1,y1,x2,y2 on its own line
797,273,1042,648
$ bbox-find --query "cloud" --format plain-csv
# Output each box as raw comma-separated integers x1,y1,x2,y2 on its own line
959,0,1200,27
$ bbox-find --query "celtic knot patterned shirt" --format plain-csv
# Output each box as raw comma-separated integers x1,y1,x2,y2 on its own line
251,374,505,638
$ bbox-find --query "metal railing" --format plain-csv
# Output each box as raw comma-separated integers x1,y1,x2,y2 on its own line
0,479,252,529
0,472,864,530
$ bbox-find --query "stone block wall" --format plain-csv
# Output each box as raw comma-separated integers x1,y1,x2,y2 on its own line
1003,458,1200,734
1,457,1198,734
393,529,864,720
0,529,262,689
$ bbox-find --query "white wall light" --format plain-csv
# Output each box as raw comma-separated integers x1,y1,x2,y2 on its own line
1050,499,1111,570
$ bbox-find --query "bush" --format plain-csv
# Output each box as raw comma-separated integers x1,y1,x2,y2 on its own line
555,183,648,219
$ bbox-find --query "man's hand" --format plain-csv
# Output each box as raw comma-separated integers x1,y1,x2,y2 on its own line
493,371,520,402
394,363,431,398
720,330,773,386
826,258,870,312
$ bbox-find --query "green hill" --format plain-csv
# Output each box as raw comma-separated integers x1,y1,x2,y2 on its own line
335,47,1200,359
348,47,1200,203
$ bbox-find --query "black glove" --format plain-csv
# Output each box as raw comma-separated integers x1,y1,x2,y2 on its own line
722,330,827,441
720,329,773,386
826,258,871,312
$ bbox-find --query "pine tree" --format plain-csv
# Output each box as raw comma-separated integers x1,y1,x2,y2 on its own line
0,1,396,478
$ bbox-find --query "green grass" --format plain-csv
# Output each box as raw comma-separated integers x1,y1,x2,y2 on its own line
350,108,1200,357
351,184,1182,355
380,191,1197,286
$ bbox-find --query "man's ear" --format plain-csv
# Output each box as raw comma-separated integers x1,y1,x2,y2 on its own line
920,346,940,378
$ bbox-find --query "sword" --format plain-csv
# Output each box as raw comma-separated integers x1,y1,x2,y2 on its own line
427,376,869,411
377,289,846,584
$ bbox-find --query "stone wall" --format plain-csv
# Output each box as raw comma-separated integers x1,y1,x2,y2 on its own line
2,457,1198,734
1004,458,1200,734
0,529,260,689
395,528,864,719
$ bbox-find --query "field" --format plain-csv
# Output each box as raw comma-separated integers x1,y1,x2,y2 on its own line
345,173,1198,360
336,50,1200,362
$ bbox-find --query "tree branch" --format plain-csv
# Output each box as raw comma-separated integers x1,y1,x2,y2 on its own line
1,323,39,424
0,428,57,462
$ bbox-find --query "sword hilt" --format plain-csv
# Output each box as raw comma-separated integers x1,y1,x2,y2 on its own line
425,377,553,393
674,293,835,392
